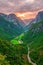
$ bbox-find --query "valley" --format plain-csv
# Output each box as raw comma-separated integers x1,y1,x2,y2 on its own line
0,11,43,65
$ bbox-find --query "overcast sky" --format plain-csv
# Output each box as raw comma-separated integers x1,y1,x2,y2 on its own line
0,0,43,19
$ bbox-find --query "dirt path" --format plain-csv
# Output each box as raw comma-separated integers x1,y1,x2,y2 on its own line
27,47,37,65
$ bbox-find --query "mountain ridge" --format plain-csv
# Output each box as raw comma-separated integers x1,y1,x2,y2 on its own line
0,13,25,40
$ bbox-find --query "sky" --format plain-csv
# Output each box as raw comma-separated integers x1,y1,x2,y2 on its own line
0,0,43,20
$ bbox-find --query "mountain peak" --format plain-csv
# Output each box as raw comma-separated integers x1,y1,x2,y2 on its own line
8,14,17,19
8,14,16,17
38,11,43,15
35,11,43,22
0,13,7,17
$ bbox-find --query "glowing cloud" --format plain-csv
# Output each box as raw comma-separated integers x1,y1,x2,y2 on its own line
26,0,35,3
15,12,37,20
0,0,43,20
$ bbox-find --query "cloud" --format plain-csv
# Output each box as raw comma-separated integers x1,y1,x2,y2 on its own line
0,0,43,14
16,0,43,12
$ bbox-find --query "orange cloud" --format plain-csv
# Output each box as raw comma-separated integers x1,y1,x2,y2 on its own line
15,12,37,20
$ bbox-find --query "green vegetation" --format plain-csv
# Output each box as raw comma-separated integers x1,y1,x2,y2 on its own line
0,14,43,65
22,21,43,44
22,21,43,65
0,54,10,65
0,40,32,65
29,33,43,65
11,33,24,44
11,20,43,65
0,15,23,41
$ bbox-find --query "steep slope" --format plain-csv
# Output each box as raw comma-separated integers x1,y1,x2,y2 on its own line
10,11,43,44
29,32,43,65
0,13,25,29
5,14,25,28
0,15,24,41
22,20,43,43
35,11,43,22
25,11,43,31
21,19,43,65
19,11,43,65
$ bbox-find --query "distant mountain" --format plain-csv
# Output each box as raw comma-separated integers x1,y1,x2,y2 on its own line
21,11,43,42
31,11,43,23
24,19,33,25
21,11,43,65
22,20,43,65
22,20,43,43
0,13,25,27
25,11,43,31
0,13,7,17
0,11,43,40
0,13,25,40
35,11,43,22
7,14,25,26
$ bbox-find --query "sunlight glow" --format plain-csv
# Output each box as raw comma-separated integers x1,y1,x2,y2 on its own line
18,14,25,17
26,0,35,3
15,13,25,18
15,12,36,20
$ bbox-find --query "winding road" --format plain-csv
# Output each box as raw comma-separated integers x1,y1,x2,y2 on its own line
27,47,37,65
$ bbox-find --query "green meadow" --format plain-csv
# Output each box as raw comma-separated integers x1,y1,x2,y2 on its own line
11,33,24,44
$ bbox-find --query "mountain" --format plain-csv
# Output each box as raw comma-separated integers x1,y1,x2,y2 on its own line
22,20,43,43
21,11,43,65
0,13,7,17
0,13,25,27
24,19,35,32
4,13,25,30
25,11,43,31
7,14,25,27
35,11,43,22
31,11,43,23
21,20,43,65
0,11,43,65
0,13,24,40
24,19,33,25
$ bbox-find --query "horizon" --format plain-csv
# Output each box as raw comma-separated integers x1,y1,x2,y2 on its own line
0,0,43,20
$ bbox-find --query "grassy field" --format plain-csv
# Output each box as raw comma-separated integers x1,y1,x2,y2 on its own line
11,33,24,44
